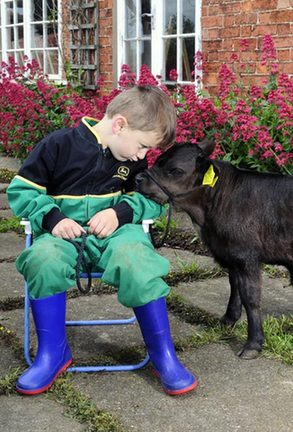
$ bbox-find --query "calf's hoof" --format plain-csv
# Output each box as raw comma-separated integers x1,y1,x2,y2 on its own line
220,314,239,327
237,346,261,360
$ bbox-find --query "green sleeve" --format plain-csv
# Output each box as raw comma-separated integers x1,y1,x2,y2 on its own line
7,175,61,237
117,192,166,223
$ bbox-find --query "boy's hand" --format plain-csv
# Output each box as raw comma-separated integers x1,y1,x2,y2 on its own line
52,218,86,239
87,208,119,238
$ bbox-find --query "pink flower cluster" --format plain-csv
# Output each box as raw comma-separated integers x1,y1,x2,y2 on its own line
1,35,292,175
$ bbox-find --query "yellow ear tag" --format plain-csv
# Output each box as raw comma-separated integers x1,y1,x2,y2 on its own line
202,165,218,187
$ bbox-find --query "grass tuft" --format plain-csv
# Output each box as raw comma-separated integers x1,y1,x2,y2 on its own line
49,375,126,432
0,216,22,233
0,168,16,183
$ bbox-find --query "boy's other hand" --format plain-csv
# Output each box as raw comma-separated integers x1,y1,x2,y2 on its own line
87,208,119,238
52,218,86,239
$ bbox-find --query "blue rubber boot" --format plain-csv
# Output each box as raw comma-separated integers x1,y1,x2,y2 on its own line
134,297,198,395
16,292,72,395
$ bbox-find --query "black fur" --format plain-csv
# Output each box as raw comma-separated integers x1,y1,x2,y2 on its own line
136,140,293,359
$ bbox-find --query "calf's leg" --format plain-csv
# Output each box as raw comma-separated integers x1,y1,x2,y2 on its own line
220,270,243,326
234,267,264,359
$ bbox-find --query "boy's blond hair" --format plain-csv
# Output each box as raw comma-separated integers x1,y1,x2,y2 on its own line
106,85,177,149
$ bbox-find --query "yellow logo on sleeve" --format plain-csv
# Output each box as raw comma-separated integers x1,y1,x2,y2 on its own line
113,166,130,180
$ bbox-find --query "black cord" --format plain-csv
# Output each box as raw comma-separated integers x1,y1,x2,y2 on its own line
150,202,173,248
65,233,92,294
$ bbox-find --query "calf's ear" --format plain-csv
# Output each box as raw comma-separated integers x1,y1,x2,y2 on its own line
197,139,215,156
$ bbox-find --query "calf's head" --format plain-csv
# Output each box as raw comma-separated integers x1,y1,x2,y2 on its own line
136,139,217,204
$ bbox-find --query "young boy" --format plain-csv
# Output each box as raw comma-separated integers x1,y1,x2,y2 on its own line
7,85,197,396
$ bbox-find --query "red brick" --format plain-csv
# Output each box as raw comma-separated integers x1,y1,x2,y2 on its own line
281,62,293,74
241,25,256,37
219,26,241,38
251,24,278,36
202,15,224,28
277,23,291,34
260,10,293,23
275,36,293,48
203,40,223,51
277,49,290,61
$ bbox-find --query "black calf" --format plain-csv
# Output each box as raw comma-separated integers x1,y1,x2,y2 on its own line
136,140,293,359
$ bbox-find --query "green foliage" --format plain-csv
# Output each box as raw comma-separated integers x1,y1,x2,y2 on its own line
49,376,125,432
0,217,22,233
0,169,16,183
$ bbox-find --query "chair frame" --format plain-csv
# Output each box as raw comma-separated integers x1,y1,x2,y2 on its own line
21,219,152,372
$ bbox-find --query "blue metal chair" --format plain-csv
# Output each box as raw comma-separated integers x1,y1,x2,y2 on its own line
20,219,152,373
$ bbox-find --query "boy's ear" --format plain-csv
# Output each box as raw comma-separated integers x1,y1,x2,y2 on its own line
197,138,216,156
112,115,128,135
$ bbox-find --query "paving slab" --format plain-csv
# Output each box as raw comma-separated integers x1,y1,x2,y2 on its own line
0,154,21,171
158,247,219,272
71,343,293,432
0,208,13,219
0,193,9,209
0,396,85,432
174,274,293,319
0,183,9,192
171,209,194,232
0,344,22,378
0,262,24,299
0,232,24,260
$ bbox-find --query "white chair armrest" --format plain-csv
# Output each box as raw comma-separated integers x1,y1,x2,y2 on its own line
142,219,153,234
20,219,32,235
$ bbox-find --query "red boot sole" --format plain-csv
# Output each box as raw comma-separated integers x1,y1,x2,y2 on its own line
152,367,198,395
16,358,73,395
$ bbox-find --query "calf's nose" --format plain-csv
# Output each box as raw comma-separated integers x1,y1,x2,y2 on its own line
135,172,147,187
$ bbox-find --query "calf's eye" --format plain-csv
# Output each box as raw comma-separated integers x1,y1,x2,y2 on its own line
168,168,185,178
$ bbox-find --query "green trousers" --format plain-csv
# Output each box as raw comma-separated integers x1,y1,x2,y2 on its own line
16,224,170,307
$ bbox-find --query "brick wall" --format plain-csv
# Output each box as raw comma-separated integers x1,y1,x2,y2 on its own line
61,1,292,92
202,0,293,93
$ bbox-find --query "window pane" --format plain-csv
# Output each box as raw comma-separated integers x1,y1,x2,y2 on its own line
32,0,43,22
165,38,176,80
46,50,58,74
126,0,136,38
6,27,15,49
164,0,177,34
182,37,195,81
125,40,136,72
141,39,151,68
16,50,25,66
16,25,24,48
16,1,24,24
6,2,14,25
31,50,44,69
183,0,195,33
141,0,151,36
46,0,57,21
31,24,43,48
47,23,57,47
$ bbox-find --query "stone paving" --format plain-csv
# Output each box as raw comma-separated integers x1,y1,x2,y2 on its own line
0,159,292,432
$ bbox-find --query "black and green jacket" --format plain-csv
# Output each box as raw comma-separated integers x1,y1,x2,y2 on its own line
7,117,164,236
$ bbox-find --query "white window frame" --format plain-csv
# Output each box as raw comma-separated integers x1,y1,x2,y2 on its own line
117,0,202,85
0,0,63,80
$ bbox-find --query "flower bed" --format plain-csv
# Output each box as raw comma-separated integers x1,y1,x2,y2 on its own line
0,35,292,174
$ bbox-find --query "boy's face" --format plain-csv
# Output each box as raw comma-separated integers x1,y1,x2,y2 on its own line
109,115,159,162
